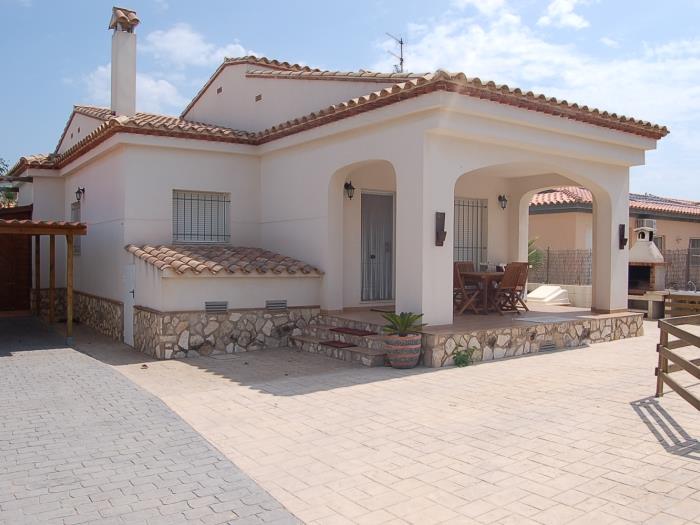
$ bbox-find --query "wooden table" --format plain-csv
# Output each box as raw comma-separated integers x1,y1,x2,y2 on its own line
460,271,503,314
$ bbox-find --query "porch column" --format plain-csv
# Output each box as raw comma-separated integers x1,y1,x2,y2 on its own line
66,235,74,341
394,153,454,325
49,235,55,323
509,192,533,263
591,183,629,313
34,235,41,315
321,171,345,312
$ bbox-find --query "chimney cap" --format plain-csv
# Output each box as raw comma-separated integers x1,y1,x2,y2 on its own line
109,6,140,32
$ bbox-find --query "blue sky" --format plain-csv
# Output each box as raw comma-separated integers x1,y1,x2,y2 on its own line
1,0,698,198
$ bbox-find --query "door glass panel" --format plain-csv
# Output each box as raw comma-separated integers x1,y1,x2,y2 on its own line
361,193,394,301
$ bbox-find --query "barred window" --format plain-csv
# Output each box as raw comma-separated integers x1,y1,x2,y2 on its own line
652,235,665,252
172,190,230,243
691,238,700,267
454,198,488,269
71,201,81,255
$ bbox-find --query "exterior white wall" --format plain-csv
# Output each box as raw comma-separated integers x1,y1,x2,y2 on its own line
133,262,320,311
259,111,427,317
122,144,260,247
18,84,659,326
62,148,127,301
56,114,104,154
184,64,399,132
29,174,67,288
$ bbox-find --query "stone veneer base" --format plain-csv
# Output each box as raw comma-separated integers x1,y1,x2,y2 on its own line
133,306,321,359
32,289,123,341
422,312,644,367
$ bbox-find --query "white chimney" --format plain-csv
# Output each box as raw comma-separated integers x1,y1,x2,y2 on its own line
109,7,140,116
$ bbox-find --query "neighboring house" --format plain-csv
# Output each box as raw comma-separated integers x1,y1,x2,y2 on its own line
6,7,668,353
529,187,700,254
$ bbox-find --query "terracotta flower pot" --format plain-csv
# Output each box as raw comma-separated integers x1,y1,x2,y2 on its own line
384,333,422,369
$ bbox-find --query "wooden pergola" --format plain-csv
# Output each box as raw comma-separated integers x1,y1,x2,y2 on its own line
0,219,87,341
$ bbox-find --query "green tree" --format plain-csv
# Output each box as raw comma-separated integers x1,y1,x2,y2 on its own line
528,238,544,270
0,157,16,208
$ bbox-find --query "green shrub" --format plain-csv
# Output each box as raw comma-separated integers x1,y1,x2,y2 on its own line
452,346,477,367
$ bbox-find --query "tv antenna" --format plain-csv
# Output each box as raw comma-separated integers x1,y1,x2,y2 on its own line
386,33,404,73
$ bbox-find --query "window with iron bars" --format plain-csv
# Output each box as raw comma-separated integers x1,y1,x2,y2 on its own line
454,198,488,269
691,238,700,267
172,190,230,243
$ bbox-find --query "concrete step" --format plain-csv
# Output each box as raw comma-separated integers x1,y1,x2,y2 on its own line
312,314,385,334
290,335,386,367
304,324,385,350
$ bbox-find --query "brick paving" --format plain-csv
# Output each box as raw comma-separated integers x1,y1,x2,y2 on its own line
0,317,299,525
84,319,700,525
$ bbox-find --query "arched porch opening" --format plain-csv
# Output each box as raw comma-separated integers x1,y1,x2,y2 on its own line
326,160,397,311
451,161,621,318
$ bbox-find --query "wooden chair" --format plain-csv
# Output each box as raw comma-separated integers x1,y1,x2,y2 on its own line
491,262,529,315
453,261,481,314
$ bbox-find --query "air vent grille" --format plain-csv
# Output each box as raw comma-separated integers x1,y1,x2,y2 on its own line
539,341,557,352
205,301,228,314
266,299,287,310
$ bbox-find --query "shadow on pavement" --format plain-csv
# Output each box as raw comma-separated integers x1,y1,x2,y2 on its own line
631,396,700,460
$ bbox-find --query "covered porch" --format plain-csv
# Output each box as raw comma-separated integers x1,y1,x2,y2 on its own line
0,218,87,342
306,305,644,368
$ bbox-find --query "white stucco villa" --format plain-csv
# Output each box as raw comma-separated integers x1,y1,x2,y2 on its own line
6,7,668,364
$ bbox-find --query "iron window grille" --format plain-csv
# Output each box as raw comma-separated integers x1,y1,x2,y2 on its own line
172,190,230,243
454,198,488,268
690,238,700,268
71,201,81,255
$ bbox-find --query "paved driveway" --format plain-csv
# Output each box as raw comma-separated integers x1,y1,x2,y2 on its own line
0,318,299,525
82,320,700,525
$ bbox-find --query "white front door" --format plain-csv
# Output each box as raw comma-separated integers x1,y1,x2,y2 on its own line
123,263,135,346
361,192,395,301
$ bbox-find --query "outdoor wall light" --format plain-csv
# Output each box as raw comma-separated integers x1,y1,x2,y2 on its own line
497,194,508,210
344,181,355,200
75,187,85,202
435,212,447,246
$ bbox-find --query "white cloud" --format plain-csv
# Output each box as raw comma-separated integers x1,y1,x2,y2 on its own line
83,64,187,114
142,23,250,69
537,0,589,29
600,36,619,48
452,0,506,16
372,8,700,197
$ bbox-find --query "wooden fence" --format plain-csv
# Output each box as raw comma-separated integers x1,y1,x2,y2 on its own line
655,314,700,411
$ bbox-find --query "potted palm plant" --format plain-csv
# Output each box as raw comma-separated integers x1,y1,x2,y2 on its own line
382,312,425,369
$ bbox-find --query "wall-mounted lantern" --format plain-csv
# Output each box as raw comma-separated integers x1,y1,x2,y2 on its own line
435,212,447,246
75,187,86,202
343,181,355,200
619,224,628,249
497,194,508,210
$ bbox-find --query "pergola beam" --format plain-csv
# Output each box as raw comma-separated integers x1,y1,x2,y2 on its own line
0,224,87,236
34,236,40,315
49,235,55,324
66,235,74,341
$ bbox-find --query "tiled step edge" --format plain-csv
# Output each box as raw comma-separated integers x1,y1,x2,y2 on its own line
290,335,386,367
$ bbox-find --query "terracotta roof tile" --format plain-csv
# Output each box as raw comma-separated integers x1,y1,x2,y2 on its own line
530,187,700,218
109,7,140,31
245,69,424,82
7,106,254,176
125,244,323,276
9,62,669,177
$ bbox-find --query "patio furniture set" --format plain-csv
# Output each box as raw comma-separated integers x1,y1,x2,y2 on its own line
453,261,530,315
